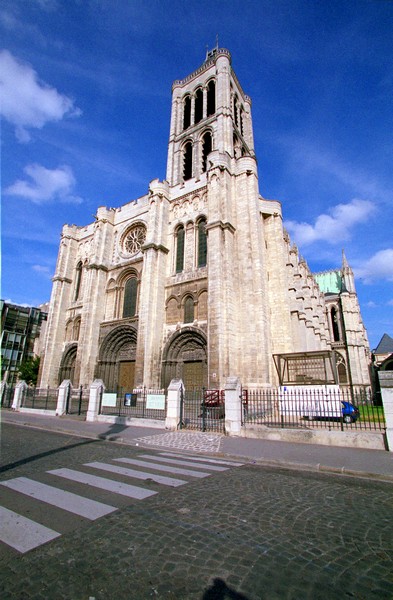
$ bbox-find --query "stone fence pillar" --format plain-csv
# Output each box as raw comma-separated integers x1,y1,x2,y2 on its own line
12,381,27,410
87,379,105,422
379,371,393,451
56,380,72,416
165,379,184,430
224,376,242,436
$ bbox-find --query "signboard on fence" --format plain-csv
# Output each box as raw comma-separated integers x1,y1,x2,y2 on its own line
101,393,117,407
124,393,138,407
146,394,166,410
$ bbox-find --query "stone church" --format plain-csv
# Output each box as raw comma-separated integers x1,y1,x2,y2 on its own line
39,48,371,393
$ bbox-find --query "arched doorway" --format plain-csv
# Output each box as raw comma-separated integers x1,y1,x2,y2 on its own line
95,325,137,391
161,327,208,391
58,344,77,385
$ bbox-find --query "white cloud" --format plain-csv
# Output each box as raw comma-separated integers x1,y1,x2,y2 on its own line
32,265,53,278
354,249,393,284
4,163,83,204
285,199,374,246
0,49,81,142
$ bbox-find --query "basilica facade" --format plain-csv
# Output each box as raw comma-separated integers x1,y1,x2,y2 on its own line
39,48,371,393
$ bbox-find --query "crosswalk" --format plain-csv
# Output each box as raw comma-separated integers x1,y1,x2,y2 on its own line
0,451,243,555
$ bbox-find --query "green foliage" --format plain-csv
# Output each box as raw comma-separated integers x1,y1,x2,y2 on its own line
18,356,40,386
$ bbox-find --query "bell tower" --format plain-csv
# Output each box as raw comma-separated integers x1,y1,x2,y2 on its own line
166,48,255,189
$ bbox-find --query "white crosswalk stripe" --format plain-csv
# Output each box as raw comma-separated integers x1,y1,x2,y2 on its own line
84,461,186,487
137,454,229,471
158,452,244,467
0,477,116,519
0,506,60,553
0,451,242,555
48,468,157,499
114,457,211,478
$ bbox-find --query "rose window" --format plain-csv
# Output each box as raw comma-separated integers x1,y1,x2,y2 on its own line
122,225,146,256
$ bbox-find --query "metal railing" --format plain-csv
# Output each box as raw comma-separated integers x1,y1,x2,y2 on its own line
242,387,385,432
21,386,59,411
180,388,225,433
99,387,167,420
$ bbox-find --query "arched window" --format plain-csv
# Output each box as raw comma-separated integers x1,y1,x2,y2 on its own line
197,218,207,267
240,106,244,136
183,142,193,181
176,225,185,273
74,261,83,301
233,95,239,127
331,307,340,342
183,95,191,130
194,88,203,124
184,296,194,323
201,131,212,173
73,318,81,341
123,278,138,318
207,80,216,116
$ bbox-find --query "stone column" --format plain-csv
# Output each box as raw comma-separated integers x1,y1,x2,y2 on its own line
86,379,105,422
56,380,72,416
165,379,184,430
224,377,242,436
379,372,393,451
12,381,27,410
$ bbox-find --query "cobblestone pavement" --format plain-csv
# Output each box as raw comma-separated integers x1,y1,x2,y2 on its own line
134,431,224,453
1,424,392,599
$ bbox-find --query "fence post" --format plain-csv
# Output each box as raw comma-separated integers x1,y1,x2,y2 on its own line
87,379,105,422
224,377,242,436
165,379,184,430
56,380,72,416
378,372,393,451
12,381,27,410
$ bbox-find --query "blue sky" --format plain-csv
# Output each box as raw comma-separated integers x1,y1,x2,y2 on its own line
1,0,392,349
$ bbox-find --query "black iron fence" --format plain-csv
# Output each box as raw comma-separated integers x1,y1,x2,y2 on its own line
1,386,15,408
99,387,167,420
65,385,89,415
20,386,59,411
242,387,385,432
180,389,225,433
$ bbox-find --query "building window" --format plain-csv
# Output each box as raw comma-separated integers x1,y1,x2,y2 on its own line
123,278,138,318
194,88,203,124
197,218,207,267
122,224,146,256
202,131,212,173
233,95,239,127
207,80,216,116
176,226,185,273
184,296,194,323
74,261,83,301
183,95,191,130
183,142,193,181
331,307,341,342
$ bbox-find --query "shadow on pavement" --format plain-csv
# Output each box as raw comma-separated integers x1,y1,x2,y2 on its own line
202,578,249,599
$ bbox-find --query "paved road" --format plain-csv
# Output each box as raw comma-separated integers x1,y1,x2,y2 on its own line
1,423,392,599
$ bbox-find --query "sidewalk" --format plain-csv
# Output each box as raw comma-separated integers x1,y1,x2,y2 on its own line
1,409,392,482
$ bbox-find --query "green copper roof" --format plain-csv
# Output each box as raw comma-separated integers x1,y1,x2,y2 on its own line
314,270,343,293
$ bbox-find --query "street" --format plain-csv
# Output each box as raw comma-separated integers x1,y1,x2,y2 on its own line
0,423,392,599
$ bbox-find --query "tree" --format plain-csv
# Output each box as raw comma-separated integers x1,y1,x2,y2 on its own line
18,356,40,386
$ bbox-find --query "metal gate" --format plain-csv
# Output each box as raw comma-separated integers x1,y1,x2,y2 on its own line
66,385,89,416
180,388,225,433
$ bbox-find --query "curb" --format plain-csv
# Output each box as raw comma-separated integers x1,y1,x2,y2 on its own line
3,416,393,484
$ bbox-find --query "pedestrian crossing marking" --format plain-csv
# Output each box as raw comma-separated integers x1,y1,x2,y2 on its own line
0,452,243,555
0,505,60,553
48,468,157,499
0,477,116,519
158,452,244,467
138,454,229,471
114,457,210,478
84,461,186,487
